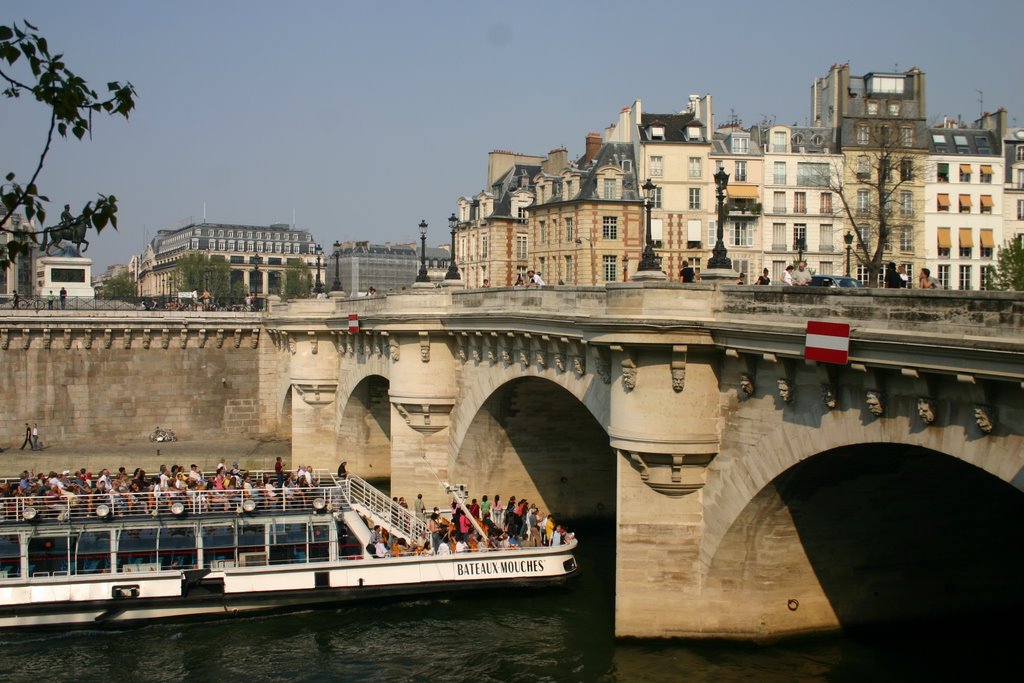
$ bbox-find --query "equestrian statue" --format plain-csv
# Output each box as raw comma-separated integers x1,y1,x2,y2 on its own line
41,204,90,256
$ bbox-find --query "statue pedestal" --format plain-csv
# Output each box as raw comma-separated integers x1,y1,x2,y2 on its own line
631,270,668,282
700,267,739,283
36,256,95,298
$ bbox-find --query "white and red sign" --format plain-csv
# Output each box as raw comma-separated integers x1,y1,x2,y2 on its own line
804,320,850,365
348,314,360,334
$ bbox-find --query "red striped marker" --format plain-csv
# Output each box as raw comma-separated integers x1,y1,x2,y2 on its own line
804,320,850,365
348,314,360,334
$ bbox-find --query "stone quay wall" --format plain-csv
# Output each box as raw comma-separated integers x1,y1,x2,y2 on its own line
0,310,276,447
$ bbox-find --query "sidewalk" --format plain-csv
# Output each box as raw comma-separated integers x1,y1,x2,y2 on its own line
0,436,291,477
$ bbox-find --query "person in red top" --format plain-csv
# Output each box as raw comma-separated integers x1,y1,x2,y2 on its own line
274,457,285,487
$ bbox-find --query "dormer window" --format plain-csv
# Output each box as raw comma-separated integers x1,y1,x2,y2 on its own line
646,124,666,141
730,135,750,154
687,125,701,140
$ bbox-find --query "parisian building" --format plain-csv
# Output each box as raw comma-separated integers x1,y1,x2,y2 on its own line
137,222,320,298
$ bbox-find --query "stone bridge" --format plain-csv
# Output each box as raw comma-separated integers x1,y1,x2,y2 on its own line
266,285,1024,640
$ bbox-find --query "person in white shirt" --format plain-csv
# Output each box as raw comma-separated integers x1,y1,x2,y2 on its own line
783,265,795,286
532,271,546,286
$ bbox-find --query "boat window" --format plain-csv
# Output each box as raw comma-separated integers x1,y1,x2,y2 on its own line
0,534,21,578
269,522,307,565
238,523,265,554
158,526,197,570
202,524,235,568
117,528,158,570
310,524,330,562
28,536,70,577
76,530,112,574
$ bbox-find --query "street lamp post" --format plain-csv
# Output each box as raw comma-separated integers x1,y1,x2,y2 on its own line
708,164,733,269
844,231,854,276
445,212,461,280
313,245,324,294
415,220,430,283
331,241,342,292
637,178,660,272
250,255,261,310
796,237,807,264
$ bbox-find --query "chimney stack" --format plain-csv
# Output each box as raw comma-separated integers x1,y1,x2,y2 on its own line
584,132,602,164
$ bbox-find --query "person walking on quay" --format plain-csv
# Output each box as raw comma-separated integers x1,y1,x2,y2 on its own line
20,423,32,450
59,287,67,309
31,422,41,450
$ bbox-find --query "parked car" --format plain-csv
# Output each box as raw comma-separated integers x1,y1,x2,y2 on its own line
809,275,864,288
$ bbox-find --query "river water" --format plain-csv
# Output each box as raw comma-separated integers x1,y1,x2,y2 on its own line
0,525,1014,682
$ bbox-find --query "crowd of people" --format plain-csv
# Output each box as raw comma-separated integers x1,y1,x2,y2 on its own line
407,493,572,557
0,457,325,518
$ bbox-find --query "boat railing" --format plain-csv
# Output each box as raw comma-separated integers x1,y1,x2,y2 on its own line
340,474,429,541
0,485,348,524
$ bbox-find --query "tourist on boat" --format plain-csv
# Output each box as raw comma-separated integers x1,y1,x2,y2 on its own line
543,515,555,545
491,495,503,527
428,513,444,554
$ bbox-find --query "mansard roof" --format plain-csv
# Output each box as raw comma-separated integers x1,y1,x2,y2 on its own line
488,163,542,218
927,127,1001,156
638,112,702,142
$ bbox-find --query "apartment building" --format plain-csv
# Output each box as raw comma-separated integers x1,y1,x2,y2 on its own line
761,124,846,282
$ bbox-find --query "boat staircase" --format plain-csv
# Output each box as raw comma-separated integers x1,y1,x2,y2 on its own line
336,474,429,546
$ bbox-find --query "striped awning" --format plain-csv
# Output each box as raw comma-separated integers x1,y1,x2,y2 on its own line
958,194,972,207
959,164,972,174
980,195,993,208
937,227,951,249
959,228,974,248
980,164,994,175
936,194,950,207
979,229,995,248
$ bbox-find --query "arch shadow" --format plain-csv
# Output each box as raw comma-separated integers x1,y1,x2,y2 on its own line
453,376,615,522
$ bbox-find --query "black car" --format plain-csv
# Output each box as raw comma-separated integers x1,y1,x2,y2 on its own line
809,275,864,288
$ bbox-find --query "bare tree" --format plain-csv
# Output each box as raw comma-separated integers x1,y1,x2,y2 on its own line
827,121,922,284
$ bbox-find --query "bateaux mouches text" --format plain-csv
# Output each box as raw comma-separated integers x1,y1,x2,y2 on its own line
456,558,546,577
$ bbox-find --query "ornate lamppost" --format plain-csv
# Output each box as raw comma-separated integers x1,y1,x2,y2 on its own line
313,245,324,294
708,163,733,269
331,241,342,292
844,231,854,276
637,178,660,272
445,212,461,280
796,236,807,264
415,219,430,283
250,255,262,310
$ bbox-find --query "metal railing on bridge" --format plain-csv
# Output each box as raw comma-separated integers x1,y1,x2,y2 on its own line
0,295,264,313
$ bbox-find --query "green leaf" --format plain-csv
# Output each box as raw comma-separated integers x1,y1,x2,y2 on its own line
0,25,13,40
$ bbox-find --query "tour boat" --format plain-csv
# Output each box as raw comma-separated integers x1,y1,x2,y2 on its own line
0,473,579,629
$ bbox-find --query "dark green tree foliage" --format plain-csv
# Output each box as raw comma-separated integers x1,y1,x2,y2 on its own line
0,20,136,268
98,270,136,298
283,259,312,300
988,237,1024,291
174,253,233,299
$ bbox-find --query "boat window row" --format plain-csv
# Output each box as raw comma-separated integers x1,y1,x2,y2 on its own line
0,520,362,579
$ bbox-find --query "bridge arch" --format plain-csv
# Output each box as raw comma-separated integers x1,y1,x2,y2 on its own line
702,403,1024,576
449,360,609,456
700,442,1024,634
450,375,615,520
336,373,392,481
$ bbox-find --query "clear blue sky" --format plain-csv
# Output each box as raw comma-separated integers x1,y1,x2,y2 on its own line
5,0,1022,270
